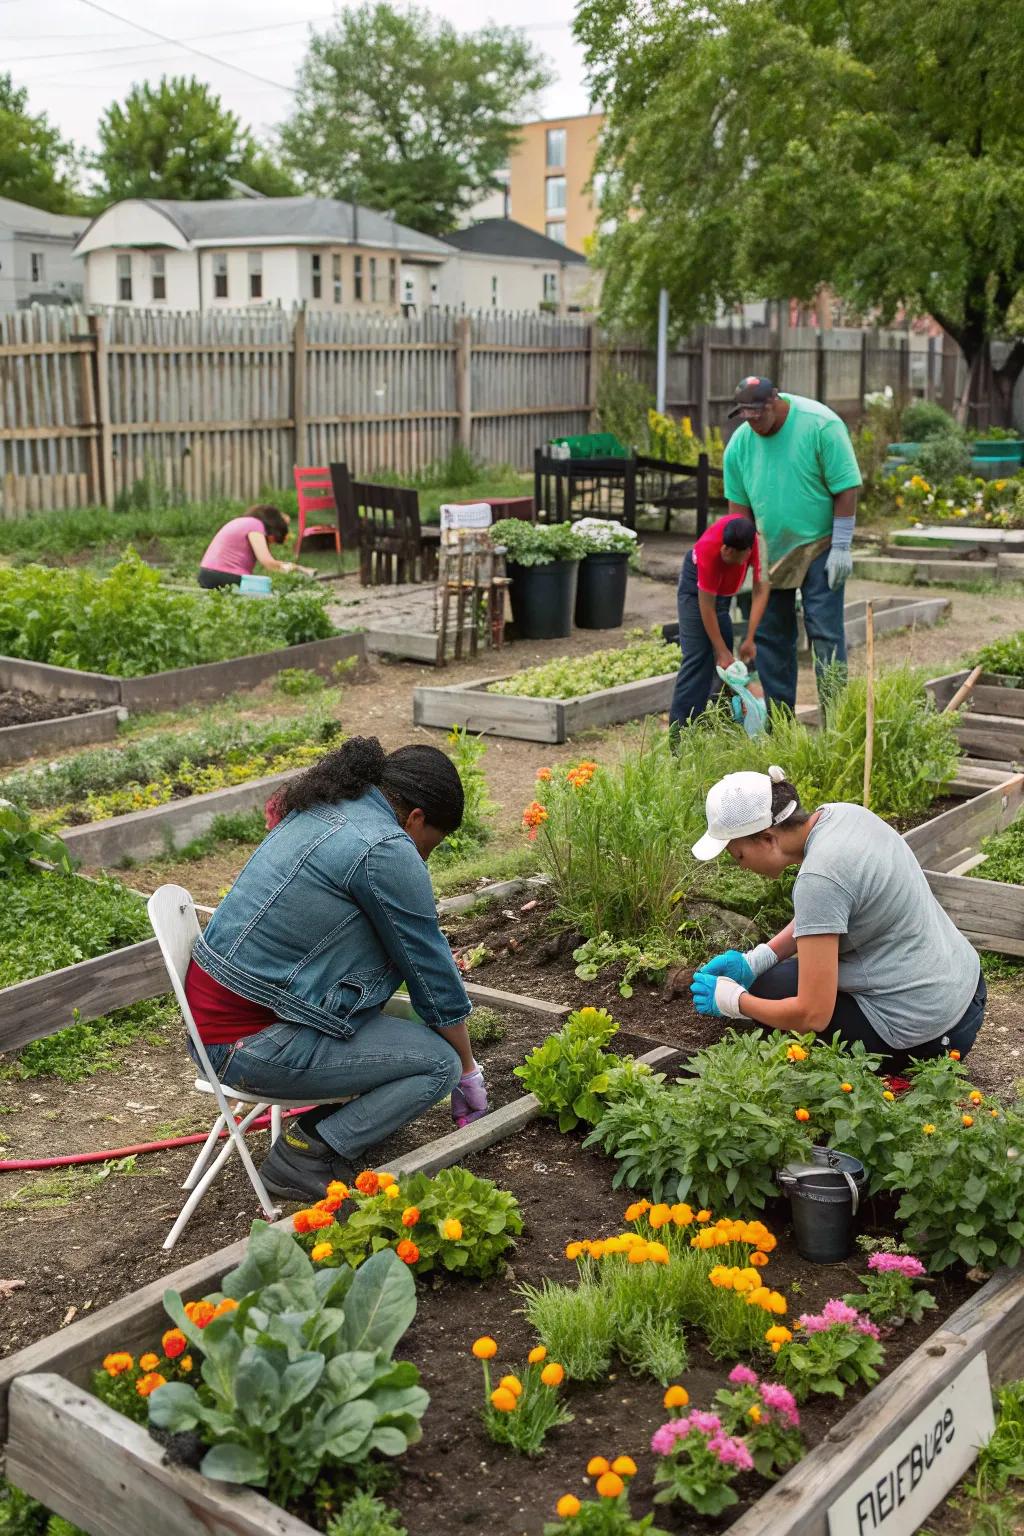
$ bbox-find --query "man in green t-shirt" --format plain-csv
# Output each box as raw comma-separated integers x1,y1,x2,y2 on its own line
723,376,862,713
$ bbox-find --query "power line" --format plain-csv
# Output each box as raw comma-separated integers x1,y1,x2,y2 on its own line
8,13,333,67
72,0,298,93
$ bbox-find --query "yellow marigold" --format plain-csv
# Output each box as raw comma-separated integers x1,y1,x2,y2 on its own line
541,1362,566,1387
565,1241,584,1261
139,1353,159,1372
624,1200,650,1222
473,1336,498,1359
795,1108,810,1123
923,1123,936,1134
765,1326,793,1353
136,1371,167,1397
529,1345,547,1364
384,1185,401,1200
749,1403,763,1423
647,1203,671,1229
402,1206,420,1227
556,1495,581,1518
587,1457,610,1476
611,1456,637,1477
883,1091,895,1102
378,1172,397,1190
786,1044,808,1062
490,1386,518,1412
962,1114,974,1127
646,1242,670,1266
596,1472,624,1499
102,1352,134,1377
180,1356,193,1372
840,1082,853,1093
664,1385,689,1409
311,1242,333,1262
627,1246,649,1265
671,1203,694,1226
184,1300,217,1327
969,1091,983,1105
708,1265,732,1288
213,1297,238,1317
696,1210,712,1222
991,1108,1000,1118
499,1375,524,1397
325,1180,349,1200
444,1218,463,1240
588,1240,608,1260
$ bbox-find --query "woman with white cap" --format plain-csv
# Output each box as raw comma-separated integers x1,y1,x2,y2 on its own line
688,766,987,1068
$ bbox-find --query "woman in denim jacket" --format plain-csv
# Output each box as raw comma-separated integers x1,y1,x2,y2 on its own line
184,736,486,1201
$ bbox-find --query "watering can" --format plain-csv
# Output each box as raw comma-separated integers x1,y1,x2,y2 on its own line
715,659,767,738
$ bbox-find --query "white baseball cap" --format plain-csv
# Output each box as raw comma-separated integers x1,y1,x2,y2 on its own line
692,765,796,861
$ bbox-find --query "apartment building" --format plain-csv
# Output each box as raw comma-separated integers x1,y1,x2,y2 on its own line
507,113,604,253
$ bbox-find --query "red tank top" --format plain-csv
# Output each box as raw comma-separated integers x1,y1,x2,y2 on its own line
184,959,276,1045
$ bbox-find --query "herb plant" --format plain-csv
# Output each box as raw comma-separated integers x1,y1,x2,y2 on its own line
975,632,1024,680
972,814,1024,884
431,728,497,868
1,871,151,988
326,1493,408,1536
488,632,679,700
490,519,587,566
148,1225,428,1508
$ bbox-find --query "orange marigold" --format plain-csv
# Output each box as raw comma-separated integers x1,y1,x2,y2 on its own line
490,1386,518,1412
184,1300,216,1328
102,1352,134,1377
536,768,553,782
355,1170,380,1196
528,1345,547,1364
556,1495,581,1518
311,1242,334,1262
139,1353,159,1372
541,1362,565,1386
840,1082,853,1093
213,1298,238,1317
522,800,549,830
136,1371,167,1398
664,1385,689,1409
949,1050,961,1061
596,1472,624,1499
396,1239,420,1264
794,1108,810,1122
473,1336,498,1359
401,1206,421,1227
750,1251,770,1268
612,1456,637,1478
587,1457,610,1476
378,1172,397,1190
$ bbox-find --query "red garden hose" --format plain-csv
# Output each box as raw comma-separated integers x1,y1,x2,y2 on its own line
0,1104,315,1173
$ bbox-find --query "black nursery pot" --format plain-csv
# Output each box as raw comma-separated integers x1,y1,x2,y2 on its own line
575,551,629,630
508,558,580,640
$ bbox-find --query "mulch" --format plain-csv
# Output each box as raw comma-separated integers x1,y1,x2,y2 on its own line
0,690,104,728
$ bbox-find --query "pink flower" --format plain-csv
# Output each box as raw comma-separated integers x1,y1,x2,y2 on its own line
868,1252,925,1279
708,1433,754,1471
797,1311,829,1334
759,1382,800,1427
687,1410,723,1435
821,1298,860,1326
728,1364,759,1387
651,1423,684,1456
856,1317,881,1339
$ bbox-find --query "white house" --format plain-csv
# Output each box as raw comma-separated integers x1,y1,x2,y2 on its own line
438,219,595,315
0,196,86,312
74,197,453,314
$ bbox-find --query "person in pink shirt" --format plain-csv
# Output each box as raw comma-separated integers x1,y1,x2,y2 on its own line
198,503,318,589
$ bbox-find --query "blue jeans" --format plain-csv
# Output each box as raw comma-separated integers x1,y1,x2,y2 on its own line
755,548,846,715
669,557,734,727
198,1010,461,1161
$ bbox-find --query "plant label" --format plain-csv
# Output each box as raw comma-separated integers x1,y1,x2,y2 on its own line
827,1350,995,1536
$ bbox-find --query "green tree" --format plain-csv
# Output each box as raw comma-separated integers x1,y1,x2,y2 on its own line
93,76,295,203
577,0,1024,424
280,2,552,236
0,75,82,213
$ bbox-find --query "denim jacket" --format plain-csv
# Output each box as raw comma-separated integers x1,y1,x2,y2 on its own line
192,786,471,1040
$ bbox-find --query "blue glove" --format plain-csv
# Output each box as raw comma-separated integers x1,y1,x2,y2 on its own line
696,949,756,987
690,973,748,1019
690,971,723,1016
826,516,855,590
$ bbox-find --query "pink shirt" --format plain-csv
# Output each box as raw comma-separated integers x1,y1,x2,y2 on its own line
200,515,264,576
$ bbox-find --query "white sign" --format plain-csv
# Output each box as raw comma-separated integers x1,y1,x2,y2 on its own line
828,1350,995,1536
439,502,492,531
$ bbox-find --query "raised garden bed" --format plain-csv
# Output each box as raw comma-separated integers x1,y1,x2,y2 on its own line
904,774,1024,955
3,1055,1023,1536
926,669,1024,763
0,692,122,768
0,631,366,714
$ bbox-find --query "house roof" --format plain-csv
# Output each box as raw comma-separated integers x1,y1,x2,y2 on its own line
0,196,85,240
77,197,452,258
445,218,587,264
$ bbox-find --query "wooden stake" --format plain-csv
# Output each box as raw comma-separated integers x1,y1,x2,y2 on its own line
943,664,983,715
862,599,875,808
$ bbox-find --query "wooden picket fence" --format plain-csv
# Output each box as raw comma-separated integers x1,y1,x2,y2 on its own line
0,305,950,517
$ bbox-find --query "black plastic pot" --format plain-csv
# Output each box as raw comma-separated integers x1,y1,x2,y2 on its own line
508,558,579,640
777,1147,867,1264
575,551,629,630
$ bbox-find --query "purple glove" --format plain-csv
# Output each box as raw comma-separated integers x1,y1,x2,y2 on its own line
451,1065,489,1127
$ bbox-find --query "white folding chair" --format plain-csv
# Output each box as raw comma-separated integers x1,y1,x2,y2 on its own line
148,883,355,1251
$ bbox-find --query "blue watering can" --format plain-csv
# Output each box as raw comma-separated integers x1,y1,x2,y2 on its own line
715,659,767,738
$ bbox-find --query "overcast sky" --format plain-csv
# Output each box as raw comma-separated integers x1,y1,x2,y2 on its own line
3,0,592,158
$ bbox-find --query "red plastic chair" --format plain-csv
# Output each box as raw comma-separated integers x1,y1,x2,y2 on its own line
293,466,342,558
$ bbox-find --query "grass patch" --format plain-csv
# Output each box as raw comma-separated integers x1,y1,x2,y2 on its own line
170,810,267,863
430,841,538,898
0,1154,152,1211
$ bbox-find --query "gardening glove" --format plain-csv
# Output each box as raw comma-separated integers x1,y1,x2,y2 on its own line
696,942,777,987
451,1064,489,1127
690,974,748,1019
826,516,856,590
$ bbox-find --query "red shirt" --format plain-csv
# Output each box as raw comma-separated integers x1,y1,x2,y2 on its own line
691,514,761,596
185,958,276,1045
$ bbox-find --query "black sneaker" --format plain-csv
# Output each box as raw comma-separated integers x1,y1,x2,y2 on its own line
259,1122,355,1203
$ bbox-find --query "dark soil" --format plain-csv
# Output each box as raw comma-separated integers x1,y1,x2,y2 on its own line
375,1121,976,1536
0,689,104,728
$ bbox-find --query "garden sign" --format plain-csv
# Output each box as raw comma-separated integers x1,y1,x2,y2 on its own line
827,1350,995,1536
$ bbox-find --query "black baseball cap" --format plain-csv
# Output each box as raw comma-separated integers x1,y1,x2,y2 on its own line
728,376,777,419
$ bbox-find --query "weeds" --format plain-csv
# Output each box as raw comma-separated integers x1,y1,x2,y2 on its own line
3,999,177,1082
0,1155,147,1211
432,728,498,868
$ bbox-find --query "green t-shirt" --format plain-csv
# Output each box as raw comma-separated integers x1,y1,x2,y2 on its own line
723,394,862,567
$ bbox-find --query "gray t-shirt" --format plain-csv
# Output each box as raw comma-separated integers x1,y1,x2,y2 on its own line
792,803,980,1048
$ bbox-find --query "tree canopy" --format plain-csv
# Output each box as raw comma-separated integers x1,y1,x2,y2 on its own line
280,2,552,236
576,0,1024,418
0,74,82,213
93,76,295,203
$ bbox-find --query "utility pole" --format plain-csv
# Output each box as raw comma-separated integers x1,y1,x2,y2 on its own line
656,288,669,413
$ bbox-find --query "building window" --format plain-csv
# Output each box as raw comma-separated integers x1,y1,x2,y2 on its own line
311,253,322,299
248,252,263,299
370,257,378,301
150,254,166,301
116,253,132,301
332,253,342,304
545,221,567,245
389,258,397,305
213,253,228,299
354,254,363,301
542,272,558,305
545,176,567,213
546,128,566,169
30,252,45,285
490,275,499,308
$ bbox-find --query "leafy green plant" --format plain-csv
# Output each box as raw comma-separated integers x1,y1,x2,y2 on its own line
713,1370,804,1479
595,365,653,451
1,871,151,988
274,667,326,697
0,801,71,877
0,552,335,677
514,1007,650,1132
900,401,958,442
972,815,1024,884
293,1165,523,1279
490,519,587,566
647,410,724,469
4,998,175,1083
326,1492,407,1536
0,1480,87,1536
573,933,681,998
431,728,497,868
149,1225,428,1508
915,432,972,483
772,1303,884,1401
975,632,1024,681
488,633,679,700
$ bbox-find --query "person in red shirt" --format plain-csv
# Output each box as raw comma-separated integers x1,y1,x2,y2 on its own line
669,512,771,729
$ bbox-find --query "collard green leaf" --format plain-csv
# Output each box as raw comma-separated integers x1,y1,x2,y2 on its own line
340,1249,416,1356
200,1443,269,1486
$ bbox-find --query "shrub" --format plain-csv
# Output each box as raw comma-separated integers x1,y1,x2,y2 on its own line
273,667,325,697
900,400,958,442
595,366,653,451
915,432,972,483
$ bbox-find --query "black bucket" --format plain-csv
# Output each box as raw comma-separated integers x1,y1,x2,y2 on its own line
575,551,629,630
508,559,579,640
777,1147,867,1264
